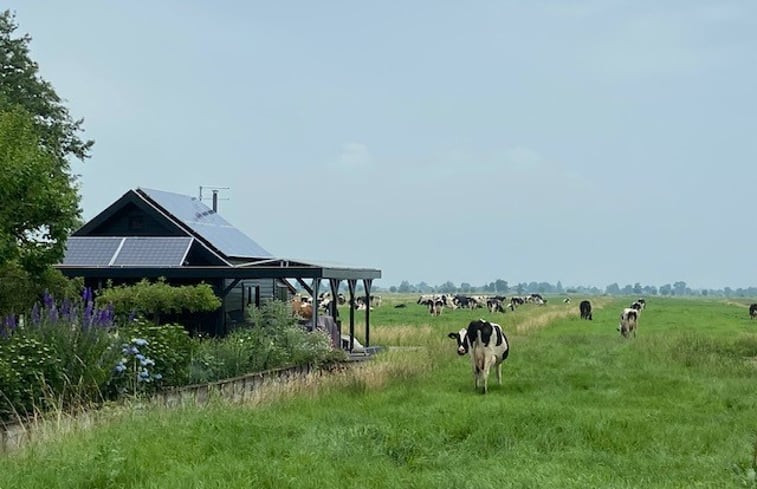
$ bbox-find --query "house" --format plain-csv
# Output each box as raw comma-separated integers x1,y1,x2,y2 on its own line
56,188,381,345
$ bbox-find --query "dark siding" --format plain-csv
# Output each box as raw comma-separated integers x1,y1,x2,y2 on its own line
84,203,184,237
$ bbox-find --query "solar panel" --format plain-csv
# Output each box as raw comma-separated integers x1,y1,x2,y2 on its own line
139,188,273,259
112,237,192,266
62,237,123,266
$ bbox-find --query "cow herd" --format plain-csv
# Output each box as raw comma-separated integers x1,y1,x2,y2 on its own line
417,293,547,316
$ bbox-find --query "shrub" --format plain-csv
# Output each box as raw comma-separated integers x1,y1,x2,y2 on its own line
188,301,345,384
97,279,221,325
116,321,194,389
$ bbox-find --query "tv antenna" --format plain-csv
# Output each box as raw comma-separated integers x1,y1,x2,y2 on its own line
198,185,230,212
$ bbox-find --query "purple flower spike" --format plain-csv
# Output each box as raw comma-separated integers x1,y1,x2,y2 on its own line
61,298,73,320
31,303,41,326
81,287,93,304
43,290,54,309
48,304,59,324
127,309,137,323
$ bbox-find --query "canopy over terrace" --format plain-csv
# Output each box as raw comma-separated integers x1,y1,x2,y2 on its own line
57,257,381,350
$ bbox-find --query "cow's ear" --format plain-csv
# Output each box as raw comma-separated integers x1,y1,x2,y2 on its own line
447,332,458,339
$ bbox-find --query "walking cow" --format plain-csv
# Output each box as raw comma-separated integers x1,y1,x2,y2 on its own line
448,319,510,394
579,300,592,320
750,303,757,320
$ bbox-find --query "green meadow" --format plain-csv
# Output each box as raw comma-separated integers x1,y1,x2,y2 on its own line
1,296,756,488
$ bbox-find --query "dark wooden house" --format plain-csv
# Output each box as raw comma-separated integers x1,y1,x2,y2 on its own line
56,188,381,346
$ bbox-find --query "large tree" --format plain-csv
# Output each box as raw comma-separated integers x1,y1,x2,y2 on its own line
0,10,92,275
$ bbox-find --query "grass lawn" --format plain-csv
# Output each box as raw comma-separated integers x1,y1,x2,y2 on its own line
1,296,756,488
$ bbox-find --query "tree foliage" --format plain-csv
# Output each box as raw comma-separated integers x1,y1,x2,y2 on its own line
0,10,92,275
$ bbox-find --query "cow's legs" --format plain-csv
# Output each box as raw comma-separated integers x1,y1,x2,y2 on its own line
496,362,502,385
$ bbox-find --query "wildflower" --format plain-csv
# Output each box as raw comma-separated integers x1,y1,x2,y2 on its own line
60,298,73,320
43,290,54,309
135,353,145,362
31,303,41,325
48,304,59,324
153,373,163,381
132,338,148,347
115,363,126,373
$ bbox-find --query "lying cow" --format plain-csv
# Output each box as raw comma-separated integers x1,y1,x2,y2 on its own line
448,319,510,394
750,303,757,319
579,300,592,320
618,308,639,338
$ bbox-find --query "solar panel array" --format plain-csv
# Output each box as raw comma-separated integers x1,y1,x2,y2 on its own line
139,188,273,258
112,237,192,266
62,237,122,266
62,237,193,267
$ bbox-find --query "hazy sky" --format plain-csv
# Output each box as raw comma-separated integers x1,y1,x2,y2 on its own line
9,1,757,289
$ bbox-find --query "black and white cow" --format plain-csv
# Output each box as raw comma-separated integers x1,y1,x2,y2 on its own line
750,303,757,319
486,298,507,313
579,300,592,320
618,308,639,338
630,301,643,311
636,299,646,310
448,319,510,394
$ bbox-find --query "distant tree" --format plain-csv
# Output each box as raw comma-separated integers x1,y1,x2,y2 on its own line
495,279,508,293
555,281,564,293
460,282,472,293
397,281,412,293
0,11,92,275
673,281,687,296
389,286,397,293
416,281,433,293
633,282,642,295
621,284,633,295
659,284,672,296
515,283,525,295
438,281,457,293
605,283,621,295
642,285,657,296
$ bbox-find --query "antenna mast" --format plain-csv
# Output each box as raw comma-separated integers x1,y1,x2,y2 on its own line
198,185,230,212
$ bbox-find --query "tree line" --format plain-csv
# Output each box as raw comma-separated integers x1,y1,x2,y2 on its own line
376,280,757,298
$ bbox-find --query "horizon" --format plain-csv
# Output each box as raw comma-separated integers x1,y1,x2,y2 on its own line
9,2,757,290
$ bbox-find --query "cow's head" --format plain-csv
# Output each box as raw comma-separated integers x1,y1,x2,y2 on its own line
447,329,469,356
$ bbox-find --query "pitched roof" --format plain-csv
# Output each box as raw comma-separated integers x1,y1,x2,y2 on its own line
136,188,273,259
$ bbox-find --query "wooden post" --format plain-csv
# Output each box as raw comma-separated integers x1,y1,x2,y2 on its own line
312,278,321,332
347,279,357,351
363,279,372,347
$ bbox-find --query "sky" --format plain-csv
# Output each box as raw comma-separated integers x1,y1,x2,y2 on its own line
8,1,757,289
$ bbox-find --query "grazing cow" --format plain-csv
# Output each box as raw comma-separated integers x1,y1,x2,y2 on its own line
448,319,510,394
579,300,592,320
630,301,643,311
563,297,571,304
429,298,444,316
636,299,646,310
486,298,506,313
618,308,639,338
750,303,757,319
510,297,525,309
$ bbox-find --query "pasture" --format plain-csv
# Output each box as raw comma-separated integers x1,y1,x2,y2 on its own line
1,296,756,488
